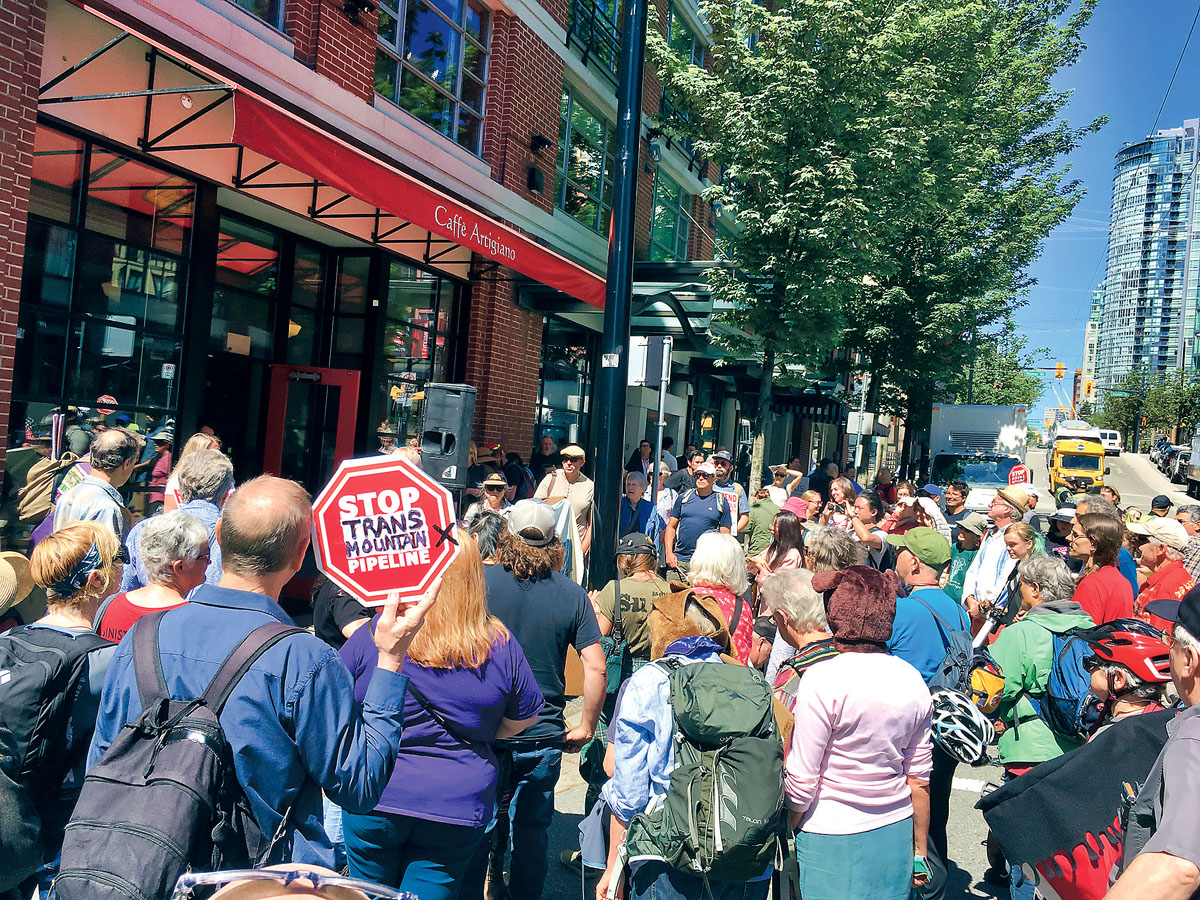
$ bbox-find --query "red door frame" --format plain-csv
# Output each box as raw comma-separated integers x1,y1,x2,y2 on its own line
262,364,361,477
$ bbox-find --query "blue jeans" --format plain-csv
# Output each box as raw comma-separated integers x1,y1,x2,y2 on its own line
1004,769,1036,900
463,742,563,900
630,862,771,900
342,809,484,900
322,795,347,872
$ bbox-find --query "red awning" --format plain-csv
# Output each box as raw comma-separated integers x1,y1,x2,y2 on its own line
232,92,606,308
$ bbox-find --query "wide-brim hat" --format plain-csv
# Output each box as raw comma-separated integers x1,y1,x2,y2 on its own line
647,583,732,660
957,512,990,537
1049,506,1077,523
209,865,368,900
0,552,34,617
995,486,1031,515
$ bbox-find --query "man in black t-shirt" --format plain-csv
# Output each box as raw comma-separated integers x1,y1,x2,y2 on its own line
665,449,704,493
464,499,604,900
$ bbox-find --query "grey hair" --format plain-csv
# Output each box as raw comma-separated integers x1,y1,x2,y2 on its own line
625,471,649,489
1018,554,1076,604
468,510,507,559
90,428,142,472
176,450,234,504
138,511,210,584
1178,505,1200,525
1096,662,1177,704
688,532,750,595
1176,623,1200,654
761,569,828,634
1078,495,1119,519
805,526,857,573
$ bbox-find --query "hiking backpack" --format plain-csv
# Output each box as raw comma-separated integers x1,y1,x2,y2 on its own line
1023,626,1101,742
55,611,304,900
0,625,111,893
16,452,79,524
622,658,787,884
910,594,996,695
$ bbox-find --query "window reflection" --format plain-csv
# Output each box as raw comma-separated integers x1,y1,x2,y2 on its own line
30,129,83,224
85,151,194,255
537,318,593,447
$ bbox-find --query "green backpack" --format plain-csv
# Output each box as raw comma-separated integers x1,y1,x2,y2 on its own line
622,658,787,885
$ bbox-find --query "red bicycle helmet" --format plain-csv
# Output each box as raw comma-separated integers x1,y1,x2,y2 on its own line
1087,629,1172,683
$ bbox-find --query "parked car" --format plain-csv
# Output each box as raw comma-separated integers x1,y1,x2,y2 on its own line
1160,445,1187,474
1151,438,1172,463
1099,430,1123,456
1173,449,1192,484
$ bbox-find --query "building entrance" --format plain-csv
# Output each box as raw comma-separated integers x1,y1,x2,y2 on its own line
263,364,360,496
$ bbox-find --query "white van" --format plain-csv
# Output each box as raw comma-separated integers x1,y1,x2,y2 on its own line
1099,430,1123,456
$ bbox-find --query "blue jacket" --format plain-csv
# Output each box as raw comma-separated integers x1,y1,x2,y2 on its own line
88,584,408,865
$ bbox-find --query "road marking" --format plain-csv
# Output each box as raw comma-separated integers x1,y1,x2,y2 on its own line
952,777,986,793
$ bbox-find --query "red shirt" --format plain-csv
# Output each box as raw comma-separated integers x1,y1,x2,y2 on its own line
96,592,188,643
1073,565,1134,626
1136,559,1196,632
695,583,753,663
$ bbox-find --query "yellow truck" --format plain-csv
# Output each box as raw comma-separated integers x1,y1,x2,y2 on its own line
1048,437,1108,502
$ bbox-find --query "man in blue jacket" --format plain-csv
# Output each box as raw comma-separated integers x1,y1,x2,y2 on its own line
89,475,439,865
886,527,969,900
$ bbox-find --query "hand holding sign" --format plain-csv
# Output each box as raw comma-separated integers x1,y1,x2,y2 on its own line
374,579,443,672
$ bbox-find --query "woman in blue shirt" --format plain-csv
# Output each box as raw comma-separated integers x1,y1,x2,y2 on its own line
618,471,656,537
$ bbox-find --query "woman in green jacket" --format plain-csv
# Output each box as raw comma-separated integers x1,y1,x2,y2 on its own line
987,553,1095,899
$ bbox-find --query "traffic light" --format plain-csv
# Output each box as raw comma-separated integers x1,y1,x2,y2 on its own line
1055,363,1065,379
1142,416,1148,426
1084,379,1094,398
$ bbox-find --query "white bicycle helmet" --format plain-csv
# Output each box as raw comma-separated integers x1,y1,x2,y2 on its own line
931,688,995,765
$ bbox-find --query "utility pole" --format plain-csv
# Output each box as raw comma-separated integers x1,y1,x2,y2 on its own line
589,0,649,584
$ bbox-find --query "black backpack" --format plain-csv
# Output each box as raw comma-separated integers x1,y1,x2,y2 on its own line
55,611,303,900
0,625,111,893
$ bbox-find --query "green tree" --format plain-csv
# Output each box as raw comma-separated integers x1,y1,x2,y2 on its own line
957,326,1047,408
1093,369,1148,444
648,0,1101,484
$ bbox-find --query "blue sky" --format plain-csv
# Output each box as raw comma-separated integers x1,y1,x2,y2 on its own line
1019,1,1200,424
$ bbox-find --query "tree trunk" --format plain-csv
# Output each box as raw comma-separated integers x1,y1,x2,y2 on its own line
748,346,775,500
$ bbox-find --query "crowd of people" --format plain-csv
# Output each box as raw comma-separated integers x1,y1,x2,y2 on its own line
4,427,1200,900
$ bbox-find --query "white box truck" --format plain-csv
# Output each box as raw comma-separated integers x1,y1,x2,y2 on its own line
928,404,1029,512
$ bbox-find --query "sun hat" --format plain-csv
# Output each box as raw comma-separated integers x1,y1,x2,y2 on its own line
0,551,34,617
995,486,1031,515
957,512,990,537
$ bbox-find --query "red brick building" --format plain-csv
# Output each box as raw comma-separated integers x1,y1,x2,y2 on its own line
0,0,839,538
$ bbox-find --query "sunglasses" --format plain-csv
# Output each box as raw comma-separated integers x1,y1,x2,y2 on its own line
695,472,714,479
562,455,584,463
485,485,507,493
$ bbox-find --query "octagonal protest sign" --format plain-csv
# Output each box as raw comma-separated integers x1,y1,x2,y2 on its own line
312,456,459,606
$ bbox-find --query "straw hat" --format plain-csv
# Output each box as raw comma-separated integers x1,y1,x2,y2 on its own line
0,551,34,617
995,485,1031,515
209,866,369,900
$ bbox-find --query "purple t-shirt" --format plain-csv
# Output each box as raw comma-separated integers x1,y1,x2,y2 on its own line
340,618,544,826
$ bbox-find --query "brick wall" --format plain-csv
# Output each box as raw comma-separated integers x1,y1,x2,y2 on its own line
310,0,377,101
0,0,47,476
462,271,543,455
483,12,564,212
284,0,320,66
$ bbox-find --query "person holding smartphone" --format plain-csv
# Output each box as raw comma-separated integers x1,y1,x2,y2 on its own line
818,477,856,531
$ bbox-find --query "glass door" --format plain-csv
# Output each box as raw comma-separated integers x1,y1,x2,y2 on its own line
262,365,360,495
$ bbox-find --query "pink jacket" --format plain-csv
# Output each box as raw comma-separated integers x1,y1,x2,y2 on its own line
784,652,933,834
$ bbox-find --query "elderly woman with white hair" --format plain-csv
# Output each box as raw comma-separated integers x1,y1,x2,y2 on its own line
762,570,838,729
94,511,211,642
687,531,753,663
121,449,233,591
618,470,656,537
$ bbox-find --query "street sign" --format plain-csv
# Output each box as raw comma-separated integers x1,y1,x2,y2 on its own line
311,456,460,606
1008,464,1031,485
1107,390,1131,398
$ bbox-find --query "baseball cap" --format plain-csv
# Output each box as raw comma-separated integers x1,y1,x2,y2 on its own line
920,483,942,498
485,442,503,454
1152,494,1172,512
886,526,952,567
1146,582,1200,637
957,512,989,537
695,460,717,475
753,615,777,644
615,533,656,557
507,500,557,546
1127,516,1189,551
711,449,733,462
148,427,174,443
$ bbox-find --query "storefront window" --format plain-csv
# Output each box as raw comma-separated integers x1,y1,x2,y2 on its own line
537,318,593,447
285,244,325,365
10,125,193,440
372,260,459,444
375,0,490,154
211,217,280,358
232,0,283,28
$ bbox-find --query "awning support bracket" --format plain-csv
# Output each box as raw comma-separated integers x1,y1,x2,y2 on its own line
310,191,354,218
141,89,233,151
40,33,129,95
374,220,413,241
40,84,229,105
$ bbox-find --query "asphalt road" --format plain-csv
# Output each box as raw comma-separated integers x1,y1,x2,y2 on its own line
534,451,1190,899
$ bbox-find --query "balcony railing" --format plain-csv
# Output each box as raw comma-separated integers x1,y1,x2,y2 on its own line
567,0,621,82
